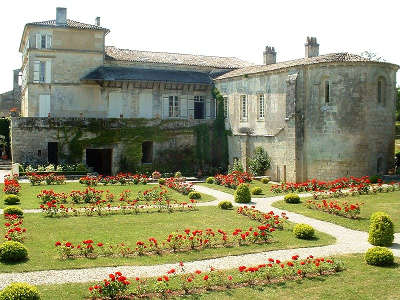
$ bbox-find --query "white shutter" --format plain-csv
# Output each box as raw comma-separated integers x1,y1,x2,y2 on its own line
46,35,52,49
210,99,216,118
33,61,40,82
188,96,194,119
205,99,211,119
108,92,124,117
35,34,41,49
162,96,169,119
39,95,50,117
45,61,51,83
180,94,188,118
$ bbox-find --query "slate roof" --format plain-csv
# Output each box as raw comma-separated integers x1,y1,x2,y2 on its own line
105,46,253,69
27,19,110,33
82,66,213,85
216,53,397,80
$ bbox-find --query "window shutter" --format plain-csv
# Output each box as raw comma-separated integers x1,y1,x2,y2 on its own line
188,97,194,119
180,94,188,118
33,61,40,82
39,95,51,117
210,99,216,118
45,61,52,83
46,35,52,49
162,96,169,119
35,34,41,49
205,99,211,119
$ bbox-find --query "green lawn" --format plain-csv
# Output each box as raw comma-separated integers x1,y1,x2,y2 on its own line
273,191,400,232
0,183,216,209
0,207,334,273
35,254,400,299
198,181,276,198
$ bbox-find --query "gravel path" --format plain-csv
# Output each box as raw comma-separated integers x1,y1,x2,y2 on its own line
0,185,399,289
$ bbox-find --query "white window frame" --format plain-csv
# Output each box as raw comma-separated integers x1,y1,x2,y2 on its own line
240,95,248,121
35,33,52,49
257,94,265,120
168,96,180,118
223,96,228,119
33,60,51,83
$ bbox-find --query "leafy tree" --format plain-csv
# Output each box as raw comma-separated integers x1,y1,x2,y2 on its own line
360,51,385,62
248,146,271,176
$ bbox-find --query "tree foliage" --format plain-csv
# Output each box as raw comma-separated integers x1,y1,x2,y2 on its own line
248,146,271,176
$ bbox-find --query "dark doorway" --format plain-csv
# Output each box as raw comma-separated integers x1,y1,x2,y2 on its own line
194,96,205,119
48,142,58,165
141,141,153,164
86,149,112,175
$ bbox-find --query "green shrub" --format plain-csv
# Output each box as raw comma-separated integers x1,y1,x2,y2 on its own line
284,193,300,204
158,178,166,185
206,177,214,184
365,246,394,266
218,201,233,210
0,282,40,300
188,191,201,200
293,224,315,239
234,184,251,203
0,241,28,262
251,187,263,195
369,175,381,184
368,212,394,246
248,146,271,176
261,177,270,184
3,195,21,205
75,163,88,172
3,207,24,217
174,171,182,178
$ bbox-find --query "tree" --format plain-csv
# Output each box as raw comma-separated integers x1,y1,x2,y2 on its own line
360,51,385,62
248,146,271,176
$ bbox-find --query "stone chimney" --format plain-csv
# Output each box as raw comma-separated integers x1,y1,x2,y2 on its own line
263,46,277,65
305,37,319,58
56,7,67,26
95,17,101,26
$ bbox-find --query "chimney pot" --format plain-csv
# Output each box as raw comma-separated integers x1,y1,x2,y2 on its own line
95,17,101,26
263,46,277,65
56,7,67,26
305,36,319,58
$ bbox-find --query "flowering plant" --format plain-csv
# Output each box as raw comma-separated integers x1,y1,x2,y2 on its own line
164,178,193,195
305,199,363,219
88,271,130,299
4,214,27,242
214,171,253,189
237,206,288,230
3,176,21,194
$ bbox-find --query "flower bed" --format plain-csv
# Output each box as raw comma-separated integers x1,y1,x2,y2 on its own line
55,225,275,259
3,175,21,195
305,199,363,219
87,256,343,299
3,214,27,242
236,206,288,229
214,171,253,189
27,173,66,185
79,173,149,186
163,178,193,195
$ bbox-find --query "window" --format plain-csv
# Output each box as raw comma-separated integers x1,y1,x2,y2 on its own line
33,61,51,83
257,94,265,119
194,95,205,119
325,81,330,103
223,96,228,119
377,79,385,104
168,96,180,117
141,141,153,164
240,95,247,120
35,34,52,49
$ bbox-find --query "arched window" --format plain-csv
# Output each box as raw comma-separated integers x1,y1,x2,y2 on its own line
324,81,330,103
377,77,386,104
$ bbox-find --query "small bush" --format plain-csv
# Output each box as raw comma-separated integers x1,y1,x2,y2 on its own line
293,224,315,239
158,178,166,185
0,282,40,300
188,191,201,200
251,187,263,195
369,175,381,184
368,212,394,246
0,241,28,262
284,193,300,204
234,184,251,203
218,201,233,210
3,195,21,205
206,177,214,184
3,207,24,217
365,246,394,266
174,171,182,178
261,177,270,184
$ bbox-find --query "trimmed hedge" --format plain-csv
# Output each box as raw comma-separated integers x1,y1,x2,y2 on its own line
251,187,263,195
234,184,251,203
206,177,214,184
0,241,28,263
188,191,201,200
368,212,394,246
0,282,40,300
3,207,24,217
284,193,300,204
293,224,315,239
365,246,394,266
218,201,233,210
3,195,21,205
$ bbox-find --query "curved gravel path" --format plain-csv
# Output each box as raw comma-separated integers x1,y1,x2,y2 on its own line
0,185,399,289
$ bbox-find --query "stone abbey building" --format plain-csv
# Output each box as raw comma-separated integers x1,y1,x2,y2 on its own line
8,7,399,181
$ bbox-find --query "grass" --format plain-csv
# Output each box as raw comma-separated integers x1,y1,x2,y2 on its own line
272,191,400,232
198,181,276,198
0,183,216,209
35,254,400,299
0,206,334,273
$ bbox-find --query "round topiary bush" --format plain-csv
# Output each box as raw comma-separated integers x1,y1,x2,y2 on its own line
293,224,315,239
3,207,24,217
188,191,201,200
261,177,270,184
174,171,182,178
251,187,263,195
234,184,251,203
0,282,40,300
368,212,394,246
206,177,214,184
3,195,21,205
218,201,233,210
365,246,394,266
284,193,300,204
158,178,166,185
0,241,28,263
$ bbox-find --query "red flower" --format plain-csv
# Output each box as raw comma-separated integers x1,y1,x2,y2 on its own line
203,275,209,280
55,241,61,246
195,270,202,274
